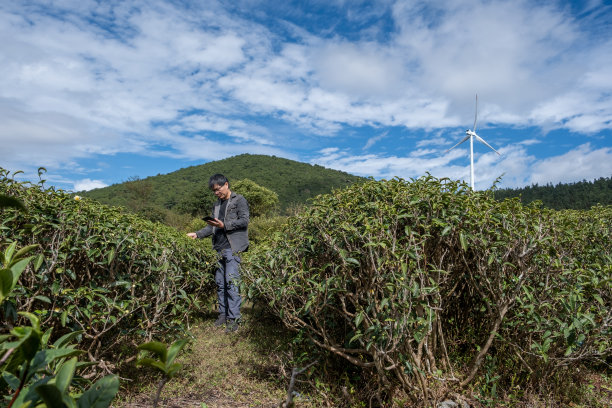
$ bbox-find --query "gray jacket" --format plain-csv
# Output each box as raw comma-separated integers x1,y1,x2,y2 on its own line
196,192,249,252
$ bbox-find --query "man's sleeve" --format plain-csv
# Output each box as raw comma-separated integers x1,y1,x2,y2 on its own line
195,224,214,238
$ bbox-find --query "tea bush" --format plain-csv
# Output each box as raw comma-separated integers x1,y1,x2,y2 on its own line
244,176,611,404
0,169,216,368
1,193,120,407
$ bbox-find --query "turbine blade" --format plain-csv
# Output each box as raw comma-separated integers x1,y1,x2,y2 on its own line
445,134,470,153
473,94,478,132
474,134,501,155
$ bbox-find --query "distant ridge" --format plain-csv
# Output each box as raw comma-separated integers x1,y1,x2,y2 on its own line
82,154,364,213
494,176,612,210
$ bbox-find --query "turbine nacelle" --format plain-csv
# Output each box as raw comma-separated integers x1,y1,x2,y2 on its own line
446,95,501,189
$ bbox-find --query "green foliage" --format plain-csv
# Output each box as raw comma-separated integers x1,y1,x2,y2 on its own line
243,176,611,403
494,176,612,210
248,215,288,245
136,339,188,379
0,236,119,407
125,176,154,212
232,178,279,218
0,168,217,367
82,154,364,214
1,242,36,304
136,339,189,408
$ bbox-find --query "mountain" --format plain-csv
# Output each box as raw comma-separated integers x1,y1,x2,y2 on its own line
494,176,612,210
82,154,364,214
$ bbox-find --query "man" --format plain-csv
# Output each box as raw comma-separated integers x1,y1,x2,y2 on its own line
187,174,249,332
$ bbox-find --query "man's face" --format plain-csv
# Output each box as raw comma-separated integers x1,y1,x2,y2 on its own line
211,182,230,200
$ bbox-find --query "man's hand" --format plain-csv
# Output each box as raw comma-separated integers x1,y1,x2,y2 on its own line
186,232,197,239
207,218,224,229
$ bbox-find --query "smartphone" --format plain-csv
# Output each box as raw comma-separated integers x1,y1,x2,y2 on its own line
203,216,214,222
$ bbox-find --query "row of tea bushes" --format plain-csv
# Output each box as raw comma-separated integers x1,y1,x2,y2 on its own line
0,169,216,367
244,176,611,404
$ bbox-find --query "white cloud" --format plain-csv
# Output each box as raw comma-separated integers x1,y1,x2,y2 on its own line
528,143,612,185
311,142,612,190
0,0,610,188
74,178,108,191
363,131,388,150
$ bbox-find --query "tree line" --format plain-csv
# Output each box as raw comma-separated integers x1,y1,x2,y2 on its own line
494,176,611,210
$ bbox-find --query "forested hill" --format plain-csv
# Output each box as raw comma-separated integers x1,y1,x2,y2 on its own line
494,176,612,210
82,154,364,213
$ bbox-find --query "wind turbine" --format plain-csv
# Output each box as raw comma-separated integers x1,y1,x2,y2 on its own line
446,95,500,190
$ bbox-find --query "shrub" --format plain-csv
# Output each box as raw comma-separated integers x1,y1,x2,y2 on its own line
248,215,288,245
232,178,280,217
0,168,217,369
244,176,611,404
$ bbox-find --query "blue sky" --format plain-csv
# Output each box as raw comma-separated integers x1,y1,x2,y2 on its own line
1,0,611,191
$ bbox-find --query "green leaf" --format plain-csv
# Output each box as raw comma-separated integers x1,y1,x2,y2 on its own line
4,242,17,264
10,256,33,275
354,311,364,328
345,257,360,266
41,327,53,347
19,311,41,331
0,268,13,301
53,330,84,349
348,332,363,345
166,339,188,366
106,248,115,265
2,371,20,390
55,357,77,393
380,298,389,309
34,253,45,271
459,232,468,251
137,341,167,362
77,375,119,408
5,326,41,361
35,384,67,408
593,294,604,305
30,348,84,374
165,362,183,378
13,244,39,261
136,357,166,372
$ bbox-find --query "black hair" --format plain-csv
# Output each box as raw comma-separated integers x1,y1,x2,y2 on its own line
208,173,229,189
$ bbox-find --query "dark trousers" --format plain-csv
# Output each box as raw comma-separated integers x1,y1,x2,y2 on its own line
215,248,242,320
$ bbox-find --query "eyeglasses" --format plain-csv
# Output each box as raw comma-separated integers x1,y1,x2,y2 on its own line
211,184,227,193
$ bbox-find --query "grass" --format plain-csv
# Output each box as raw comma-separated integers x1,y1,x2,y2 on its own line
112,303,612,408
115,303,324,408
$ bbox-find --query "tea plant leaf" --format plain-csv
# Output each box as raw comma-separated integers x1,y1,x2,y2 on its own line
136,357,166,371
77,375,119,408
54,357,77,393
30,348,84,373
0,268,12,301
35,384,68,408
138,341,168,362
166,339,189,366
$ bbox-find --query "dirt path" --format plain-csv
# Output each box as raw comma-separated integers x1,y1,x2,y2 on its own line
116,308,315,408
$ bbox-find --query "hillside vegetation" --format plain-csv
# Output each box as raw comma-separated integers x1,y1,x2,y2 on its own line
494,176,612,210
1,168,218,405
245,176,612,406
2,167,610,407
82,154,364,214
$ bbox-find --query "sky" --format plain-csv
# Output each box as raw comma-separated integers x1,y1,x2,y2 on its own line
1,0,611,192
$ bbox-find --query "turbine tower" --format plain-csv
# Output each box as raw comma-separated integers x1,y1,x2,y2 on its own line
446,95,500,190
